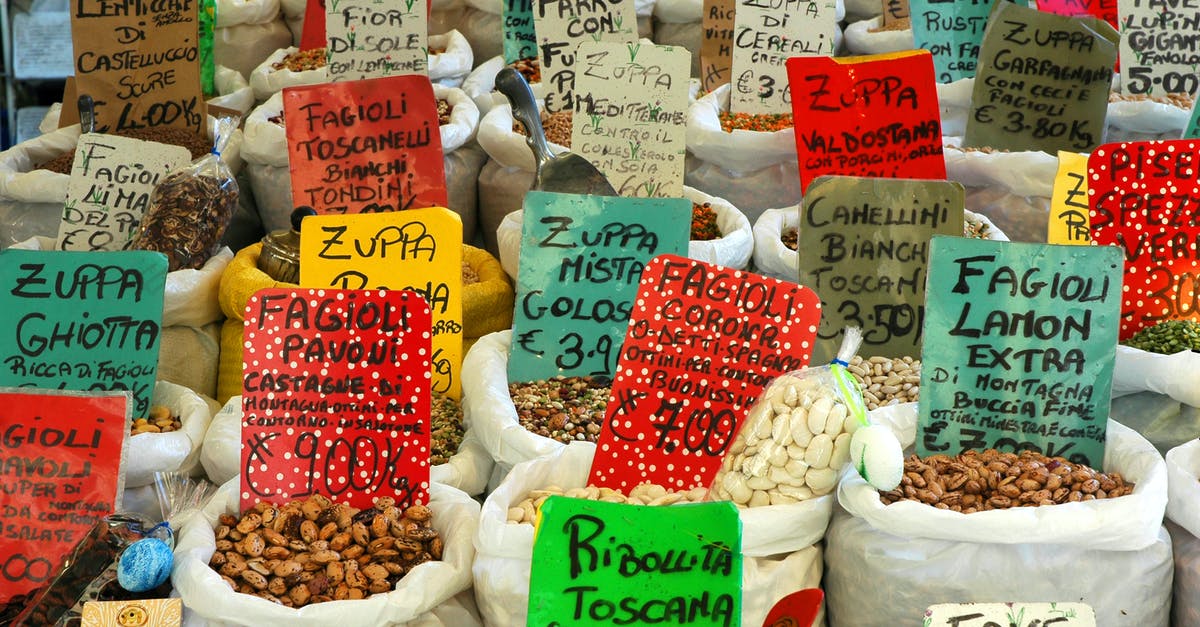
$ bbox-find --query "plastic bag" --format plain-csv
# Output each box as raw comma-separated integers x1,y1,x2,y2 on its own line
215,243,296,401
242,85,482,235
710,330,867,507
825,403,1172,626
473,442,828,627
494,186,753,280
843,16,914,55
1167,439,1200,625
942,139,1057,242
133,117,240,271
173,479,480,626
215,19,294,78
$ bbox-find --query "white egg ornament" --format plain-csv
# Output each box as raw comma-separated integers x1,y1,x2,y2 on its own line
849,424,903,491
117,537,174,592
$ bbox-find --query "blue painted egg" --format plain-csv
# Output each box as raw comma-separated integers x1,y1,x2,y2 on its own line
117,537,174,592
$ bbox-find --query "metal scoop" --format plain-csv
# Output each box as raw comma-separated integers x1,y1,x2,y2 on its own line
495,68,617,196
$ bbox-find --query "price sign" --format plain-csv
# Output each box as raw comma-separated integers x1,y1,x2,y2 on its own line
56,133,191,252
964,2,1115,154
1089,140,1200,338
527,496,742,627
240,288,431,511
763,589,824,627
883,0,910,26
925,602,1096,626
300,208,463,399
1036,0,1117,31
0,389,129,606
509,192,690,381
503,0,538,63
1118,0,1200,96
300,0,327,50
908,0,1027,83
799,176,964,364
532,0,638,113
916,236,1121,468
284,75,447,215
729,0,837,115
326,0,428,79
63,0,203,133
0,249,166,415
700,0,736,92
571,42,690,198
588,255,821,491
1048,151,1090,244
788,51,946,194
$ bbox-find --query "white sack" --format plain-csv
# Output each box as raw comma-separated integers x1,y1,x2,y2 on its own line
215,19,294,78
942,138,1057,242
125,380,215,488
1114,345,1200,408
1107,96,1192,142
216,0,280,27
843,16,914,55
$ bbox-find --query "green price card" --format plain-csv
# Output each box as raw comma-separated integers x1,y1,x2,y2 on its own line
0,249,167,415
916,236,1122,467
527,495,742,627
508,191,690,382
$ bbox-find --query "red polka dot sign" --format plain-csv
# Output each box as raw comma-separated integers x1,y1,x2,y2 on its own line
240,288,432,512
1088,140,1200,340
587,255,822,491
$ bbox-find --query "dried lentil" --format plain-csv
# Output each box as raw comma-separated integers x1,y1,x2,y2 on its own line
506,483,709,524
879,448,1134,511
847,355,920,409
718,112,793,133
1122,319,1200,354
430,393,465,465
691,202,721,240
509,376,610,443
274,47,327,72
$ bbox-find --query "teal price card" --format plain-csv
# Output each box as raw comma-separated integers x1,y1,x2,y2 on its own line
508,191,690,382
916,236,1122,467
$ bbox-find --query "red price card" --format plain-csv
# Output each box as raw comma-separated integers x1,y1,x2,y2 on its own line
1089,140,1200,339
1035,0,1117,28
299,0,326,50
0,389,129,606
240,289,432,511
588,255,821,491
284,75,447,216
787,50,945,194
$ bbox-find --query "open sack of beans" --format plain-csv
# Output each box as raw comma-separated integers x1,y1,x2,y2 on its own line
11,236,232,397
473,442,827,627
121,381,216,488
248,31,475,102
199,393,496,497
685,84,803,221
942,138,1057,242
494,186,753,279
1106,92,1194,142
241,84,485,239
751,207,1007,281
825,402,1172,626
173,479,482,625
1164,438,1200,625
843,16,914,55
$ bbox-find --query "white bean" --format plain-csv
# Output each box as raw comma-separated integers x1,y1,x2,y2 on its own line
748,490,771,508
777,484,813,500
825,402,847,435
785,459,809,477
769,493,799,506
805,434,833,469
843,412,862,435
806,467,837,494
724,472,752,504
788,444,807,459
747,476,776,491
768,443,789,467
807,396,833,434
771,412,793,447
831,432,852,469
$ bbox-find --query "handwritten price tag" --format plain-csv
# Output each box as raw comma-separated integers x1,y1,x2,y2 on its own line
0,389,129,606
1088,140,1200,338
65,0,203,132
964,2,1115,153
503,0,537,63
1118,0,1200,97
571,41,690,198
700,0,735,92
300,0,326,50
509,192,690,382
532,0,638,112
799,176,964,363
588,255,821,491
907,0,997,83
527,496,742,627
326,0,428,79
240,289,432,511
0,249,166,415
56,133,191,252
284,75,447,215
916,237,1121,467
729,0,837,115
1048,151,1090,245
788,51,945,193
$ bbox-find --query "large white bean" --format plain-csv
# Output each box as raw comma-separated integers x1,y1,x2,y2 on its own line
805,433,833,469
831,432,852,469
749,490,771,507
785,459,809,477
792,426,813,448
747,475,776,491
787,444,807,460
825,402,847,435
777,484,813,500
746,452,772,478
806,467,838,494
768,465,795,485
723,472,752,504
769,493,799,506
783,383,798,406
771,412,794,447
843,412,862,435
755,415,774,438
768,443,789,467
807,396,833,434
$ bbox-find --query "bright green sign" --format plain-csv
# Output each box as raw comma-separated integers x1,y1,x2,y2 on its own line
508,191,690,382
916,237,1122,467
0,249,167,415
527,495,742,627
